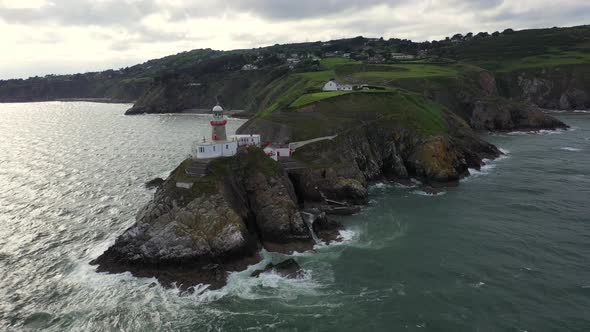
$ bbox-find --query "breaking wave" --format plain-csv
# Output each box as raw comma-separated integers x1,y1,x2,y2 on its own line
560,147,582,152
411,190,446,197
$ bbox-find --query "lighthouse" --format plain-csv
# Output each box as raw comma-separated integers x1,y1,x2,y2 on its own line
211,104,228,141
191,103,262,160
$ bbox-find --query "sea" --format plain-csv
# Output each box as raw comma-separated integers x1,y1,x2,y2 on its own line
0,102,588,332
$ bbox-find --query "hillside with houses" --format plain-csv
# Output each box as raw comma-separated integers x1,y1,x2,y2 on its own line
1,25,589,118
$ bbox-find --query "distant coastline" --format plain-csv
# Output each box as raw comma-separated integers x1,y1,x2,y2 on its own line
0,98,135,104
55,98,135,104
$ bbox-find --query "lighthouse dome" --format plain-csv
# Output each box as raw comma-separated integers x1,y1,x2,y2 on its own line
212,105,223,112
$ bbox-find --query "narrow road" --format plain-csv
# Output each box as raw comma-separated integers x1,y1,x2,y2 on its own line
288,135,338,151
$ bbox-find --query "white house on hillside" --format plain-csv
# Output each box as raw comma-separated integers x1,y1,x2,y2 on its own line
322,79,353,92
241,64,259,71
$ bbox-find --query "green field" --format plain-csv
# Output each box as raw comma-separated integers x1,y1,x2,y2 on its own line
483,50,590,72
268,91,449,141
319,57,360,70
260,61,463,116
337,64,459,81
290,91,351,108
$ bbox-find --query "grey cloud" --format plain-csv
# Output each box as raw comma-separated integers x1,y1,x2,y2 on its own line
1,0,403,26
226,0,399,20
0,0,159,26
488,3,590,26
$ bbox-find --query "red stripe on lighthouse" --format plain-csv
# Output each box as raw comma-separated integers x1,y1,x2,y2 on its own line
210,120,227,126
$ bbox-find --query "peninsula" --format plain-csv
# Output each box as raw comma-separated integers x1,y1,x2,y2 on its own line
85,25,588,289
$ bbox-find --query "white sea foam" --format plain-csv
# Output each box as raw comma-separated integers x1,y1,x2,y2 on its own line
560,147,582,152
463,148,511,181
411,190,446,197
506,131,529,136
371,182,388,189
468,281,486,289
218,261,321,301
337,229,358,244
507,128,568,136
466,162,496,180
313,228,359,250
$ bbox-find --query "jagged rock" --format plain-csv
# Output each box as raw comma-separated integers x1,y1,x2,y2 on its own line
560,94,572,110
145,177,164,189
251,259,304,279
470,99,567,131
92,148,314,289
478,71,498,96
311,214,344,244
408,135,469,182
292,115,500,192
498,66,590,110
244,171,314,253
92,189,257,266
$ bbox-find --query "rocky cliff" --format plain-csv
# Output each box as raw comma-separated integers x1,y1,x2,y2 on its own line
390,67,568,132
92,148,319,289
496,65,590,110
241,91,501,209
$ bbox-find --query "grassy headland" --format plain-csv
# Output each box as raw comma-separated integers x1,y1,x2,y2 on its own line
263,90,449,141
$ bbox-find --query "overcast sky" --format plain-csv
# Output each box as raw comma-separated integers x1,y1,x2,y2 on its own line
0,0,588,79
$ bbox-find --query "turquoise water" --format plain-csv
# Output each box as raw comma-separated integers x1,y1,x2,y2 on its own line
0,103,589,331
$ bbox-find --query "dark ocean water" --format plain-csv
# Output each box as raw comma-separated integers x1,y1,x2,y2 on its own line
0,102,589,332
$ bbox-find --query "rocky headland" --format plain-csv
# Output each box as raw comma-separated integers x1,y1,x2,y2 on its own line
90,26,589,290
92,90,516,289
92,148,320,289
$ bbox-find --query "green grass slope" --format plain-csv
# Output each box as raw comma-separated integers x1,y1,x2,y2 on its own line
256,59,467,116
262,90,449,141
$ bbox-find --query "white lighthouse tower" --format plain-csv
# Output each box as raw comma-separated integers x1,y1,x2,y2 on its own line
192,103,262,160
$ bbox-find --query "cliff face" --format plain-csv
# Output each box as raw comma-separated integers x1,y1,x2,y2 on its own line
124,68,287,115
92,148,315,289
496,65,590,110
286,113,499,208
391,68,568,132
238,91,501,211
